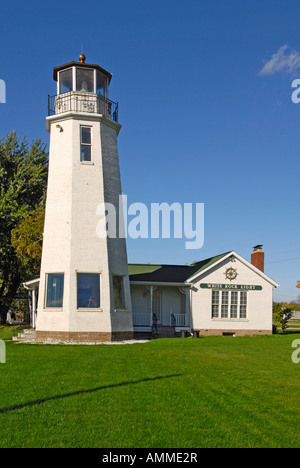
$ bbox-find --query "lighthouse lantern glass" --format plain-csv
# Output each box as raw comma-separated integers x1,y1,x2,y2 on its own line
59,68,73,94
96,71,108,97
76,68,94,93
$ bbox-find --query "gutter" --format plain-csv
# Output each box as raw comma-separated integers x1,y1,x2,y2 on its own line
130,281,193,287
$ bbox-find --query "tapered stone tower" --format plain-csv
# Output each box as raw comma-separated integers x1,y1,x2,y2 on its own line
36,55,133,342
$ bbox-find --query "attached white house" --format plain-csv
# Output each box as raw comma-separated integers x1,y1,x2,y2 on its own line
129,247,278,337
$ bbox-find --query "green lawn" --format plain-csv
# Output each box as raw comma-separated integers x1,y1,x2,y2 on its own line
0,325,29,341
0,325,17,341
0,334,300,448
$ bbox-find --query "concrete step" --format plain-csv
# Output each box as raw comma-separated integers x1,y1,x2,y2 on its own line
14,329,36,342
153,325,177,338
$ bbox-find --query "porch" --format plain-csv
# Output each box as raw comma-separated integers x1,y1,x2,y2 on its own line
132,312,187,327
131,284,191,335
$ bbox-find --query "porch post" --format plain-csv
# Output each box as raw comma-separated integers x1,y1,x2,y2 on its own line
150,286,153,326
146,286,154,326
187,286,192,330
32,289,36,329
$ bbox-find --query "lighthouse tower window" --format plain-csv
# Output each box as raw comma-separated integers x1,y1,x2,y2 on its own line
77,273,101,309
45,273,64,308
80,126,92,162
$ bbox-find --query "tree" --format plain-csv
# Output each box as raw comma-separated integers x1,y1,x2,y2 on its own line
273,303,293,333
0,132,48,323
11,205,45,280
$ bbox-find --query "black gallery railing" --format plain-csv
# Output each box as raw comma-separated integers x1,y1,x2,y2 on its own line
48,92,119,123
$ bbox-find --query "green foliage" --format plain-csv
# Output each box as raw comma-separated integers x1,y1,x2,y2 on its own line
0,325,16,340
0,132,48,322
11,205,45,279
273,302,293,333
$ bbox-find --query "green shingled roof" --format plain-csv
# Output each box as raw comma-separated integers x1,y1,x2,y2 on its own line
128,252,231,283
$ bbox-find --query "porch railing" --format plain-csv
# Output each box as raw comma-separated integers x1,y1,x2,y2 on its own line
170,314,186,327
133,313,187,327
48,92,119,123
133,313,150,326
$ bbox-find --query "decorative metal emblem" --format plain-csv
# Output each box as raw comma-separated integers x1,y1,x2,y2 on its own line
224,267,238,281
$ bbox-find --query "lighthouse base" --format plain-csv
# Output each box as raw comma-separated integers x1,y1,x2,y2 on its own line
35,330,134,343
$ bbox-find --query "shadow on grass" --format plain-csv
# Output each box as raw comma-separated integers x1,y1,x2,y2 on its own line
0,374,183,414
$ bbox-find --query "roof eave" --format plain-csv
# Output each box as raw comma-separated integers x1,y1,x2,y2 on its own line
53,62,113,83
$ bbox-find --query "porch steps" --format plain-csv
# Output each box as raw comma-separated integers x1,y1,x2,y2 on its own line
153,325,177,338
12,329,36,342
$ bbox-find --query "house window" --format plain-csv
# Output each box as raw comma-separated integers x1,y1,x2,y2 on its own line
230,291,238,319
212,290,247,319
212,290,219,318
240,292,247,319
113,275,125,310
46,273,64,308
80,126,92,162
221,291,229,318
77,273,100,308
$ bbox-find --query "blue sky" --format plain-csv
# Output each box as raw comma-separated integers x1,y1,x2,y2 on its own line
0,0,300,301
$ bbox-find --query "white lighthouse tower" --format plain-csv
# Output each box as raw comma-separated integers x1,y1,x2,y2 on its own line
36,54,133,342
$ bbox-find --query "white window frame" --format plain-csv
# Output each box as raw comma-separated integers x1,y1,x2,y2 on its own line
72,66,76,92
80,125,92,162
76,272,101,310
44,272,64,309
75,67,96,93
57,67,73,95
58,66,97,94
211,290,247,320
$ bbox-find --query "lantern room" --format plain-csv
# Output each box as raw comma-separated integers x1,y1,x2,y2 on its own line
48,55,118,123
53,54,112,97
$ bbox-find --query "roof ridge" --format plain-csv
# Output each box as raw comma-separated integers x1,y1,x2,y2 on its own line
129,252,232,269
128,263,190,268
190,251,232,265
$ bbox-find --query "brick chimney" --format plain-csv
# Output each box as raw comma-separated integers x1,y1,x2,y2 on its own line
251,245,264,272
